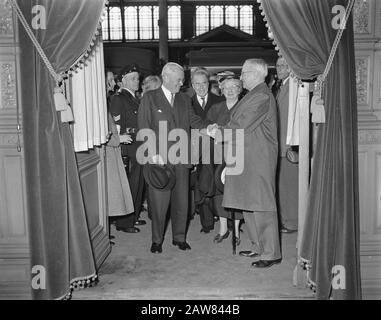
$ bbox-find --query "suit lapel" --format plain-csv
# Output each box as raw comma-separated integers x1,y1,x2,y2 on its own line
230,83,268,119
192,95,204,115
204,94,215,114
120,89,139,107
156,89,176,128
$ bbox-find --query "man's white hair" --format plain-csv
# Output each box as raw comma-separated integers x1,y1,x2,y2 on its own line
162,62,184,76
244,58,268,78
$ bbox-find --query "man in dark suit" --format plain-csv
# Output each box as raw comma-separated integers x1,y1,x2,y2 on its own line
275,57,298,234
191,68,224,233
109,64,146,233
137,62,214,253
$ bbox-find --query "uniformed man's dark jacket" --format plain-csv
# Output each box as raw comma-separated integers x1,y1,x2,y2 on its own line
109,89,141,159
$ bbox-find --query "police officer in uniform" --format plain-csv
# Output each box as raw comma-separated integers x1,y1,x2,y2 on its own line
109,64,146,233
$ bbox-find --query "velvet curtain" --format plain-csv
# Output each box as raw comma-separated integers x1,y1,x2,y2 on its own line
18,0,106,299
261,0,361,299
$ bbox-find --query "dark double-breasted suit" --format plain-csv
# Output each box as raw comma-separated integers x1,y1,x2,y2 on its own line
109,89,145,228
138,87,210,245
191,93,224,231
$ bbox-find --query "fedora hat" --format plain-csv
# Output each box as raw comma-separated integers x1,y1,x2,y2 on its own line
143,164,176,191
214,162,226,193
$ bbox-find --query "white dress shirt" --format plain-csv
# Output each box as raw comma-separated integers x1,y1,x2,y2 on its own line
161,85,174,105
197,94,208,108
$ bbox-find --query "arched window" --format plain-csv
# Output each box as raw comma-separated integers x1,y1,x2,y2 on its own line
139,6,152,40
168,6,181,39
124,6,138,40
196,6,209,35
109,7,122,40
240,5,253,35
225,6,238,28
210,6,223,29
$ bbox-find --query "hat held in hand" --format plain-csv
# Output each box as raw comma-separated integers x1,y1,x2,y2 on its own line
214,162,227,193
143,163,176,191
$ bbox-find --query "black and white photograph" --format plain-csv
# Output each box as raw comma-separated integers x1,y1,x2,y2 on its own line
0,0,379,304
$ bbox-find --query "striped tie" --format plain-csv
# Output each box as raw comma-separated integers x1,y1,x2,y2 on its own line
201,97,206,109
171,93,175,107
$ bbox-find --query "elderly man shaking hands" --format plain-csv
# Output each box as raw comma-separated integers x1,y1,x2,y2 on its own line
137,62,217,254
208,59,282,268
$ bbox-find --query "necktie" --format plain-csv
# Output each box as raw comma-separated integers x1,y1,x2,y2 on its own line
170,93,175,107
201,97,206,109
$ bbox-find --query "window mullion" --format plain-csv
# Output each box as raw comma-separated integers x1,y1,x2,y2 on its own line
107,7,110,41
121,3,125,42
151,6,154,40
252,5,256,36
137,6,140,40
208,6,211,31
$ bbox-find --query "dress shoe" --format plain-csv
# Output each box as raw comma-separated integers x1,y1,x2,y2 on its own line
150,243,162,253
213,216,219,222
213,230,230,243
281,227,297,234
135,219,147,226
172,241,191,250
251,259,282,268
115,226,140,233
109,235,115,240
200,227,213,234
239,250,259,258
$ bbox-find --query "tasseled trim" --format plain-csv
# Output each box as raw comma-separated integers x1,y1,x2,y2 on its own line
257,0,299,81
58,273,99,300
299,257,317,294
64,0,109,79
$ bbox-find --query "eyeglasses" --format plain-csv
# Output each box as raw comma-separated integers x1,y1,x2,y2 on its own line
240,70,254,76
193,82,208,87
223,85,241,91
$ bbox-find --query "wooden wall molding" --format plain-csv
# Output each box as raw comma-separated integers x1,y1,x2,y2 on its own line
358,129,381,145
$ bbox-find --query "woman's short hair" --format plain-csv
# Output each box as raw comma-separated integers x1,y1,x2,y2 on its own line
220,78,243,92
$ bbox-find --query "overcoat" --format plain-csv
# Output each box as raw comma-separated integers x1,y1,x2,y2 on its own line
105,113,134,217
109,89,141,159
221,82,278,212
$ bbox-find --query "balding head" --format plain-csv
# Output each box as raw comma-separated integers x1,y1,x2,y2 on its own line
240,59,268,91
276,56,290,81
161,62,184,93
244,59,268,78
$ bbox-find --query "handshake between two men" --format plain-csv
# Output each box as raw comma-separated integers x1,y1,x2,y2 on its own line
150,123,221,166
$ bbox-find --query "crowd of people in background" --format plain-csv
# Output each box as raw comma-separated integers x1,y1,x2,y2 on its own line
104,57,299,269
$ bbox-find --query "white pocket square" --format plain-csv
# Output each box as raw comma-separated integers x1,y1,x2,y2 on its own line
157,109,163,113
